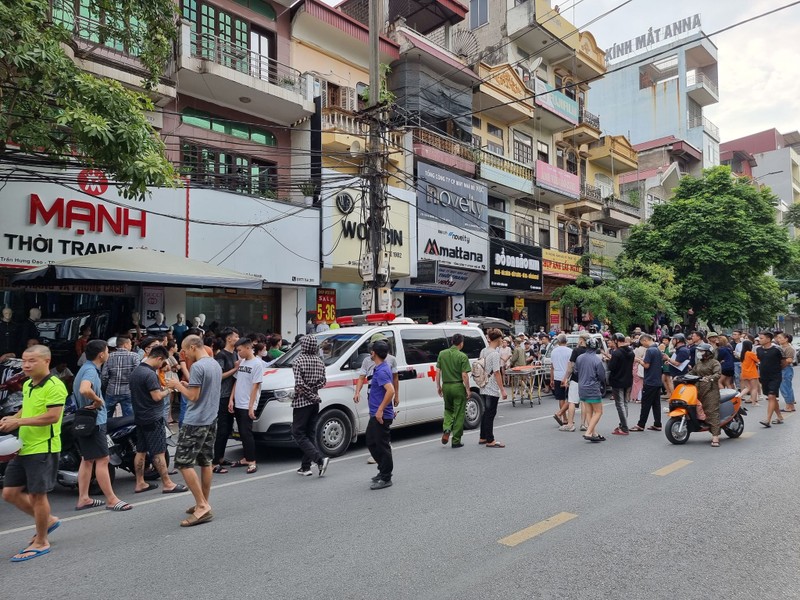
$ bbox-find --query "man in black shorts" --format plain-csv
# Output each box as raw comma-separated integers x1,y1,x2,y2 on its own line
756,331,784,428
1,345,67,562
165,335,222,527
129,345,187,494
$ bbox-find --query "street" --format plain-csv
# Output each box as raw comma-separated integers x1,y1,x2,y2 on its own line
1,385,799,599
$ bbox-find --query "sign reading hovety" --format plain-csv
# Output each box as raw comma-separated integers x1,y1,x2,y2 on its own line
606,14,702,63
321,170,416,280
417,162,488,271
489,239,543,292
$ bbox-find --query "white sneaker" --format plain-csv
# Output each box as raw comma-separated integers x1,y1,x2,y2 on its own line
367,456,377,464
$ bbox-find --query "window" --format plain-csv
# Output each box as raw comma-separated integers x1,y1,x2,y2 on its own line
469,0,488,29
557,221,566,252
537,141,549,163
232,0,276,20
595,173,613,198
445,329,485,359
472,116,482,128
487,141,504,156
471,134,482,148
489,216,506,240
182,0,250,72
487,124,504,139
566,150,578,175
401,329,449,365
513,131,533,164
53,0,146,55
181,108,277,146
488,196,505,211
539,219,551,249
346,331,397,370
516,214,535,246
181,141,276,196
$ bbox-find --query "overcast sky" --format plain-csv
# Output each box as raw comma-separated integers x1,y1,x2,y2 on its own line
320,0,799,142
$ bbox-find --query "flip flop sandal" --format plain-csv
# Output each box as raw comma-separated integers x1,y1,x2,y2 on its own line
219,459,235,466
647,426,662,431
485,442,505,448
186,505,196,515
180,511,213,527
106,501,133,512
759,421,772,428
162,484,188,494
212,465,229,474
10,547,50,562
772,419,785,424
230,461,248,468
135,482,159,493
75,499,105,511
246,464,258,474
629,426,645,431
553,414,564,426
711,441,720,447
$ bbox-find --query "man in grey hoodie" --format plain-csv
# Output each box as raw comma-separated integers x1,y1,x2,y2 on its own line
291,335,330,477
574,339,607,442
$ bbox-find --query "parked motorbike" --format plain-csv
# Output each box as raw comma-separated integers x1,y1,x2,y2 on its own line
665,374,747,444
0,372,25,487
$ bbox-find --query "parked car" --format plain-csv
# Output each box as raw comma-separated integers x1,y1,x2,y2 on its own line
541,333,610,391
250,319,488,457
792,338,800,365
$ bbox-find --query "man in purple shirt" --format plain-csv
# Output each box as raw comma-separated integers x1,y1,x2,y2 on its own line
357,340,395,490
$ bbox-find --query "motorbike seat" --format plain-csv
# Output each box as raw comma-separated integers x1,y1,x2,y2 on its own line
719,389,737,404
107,415,135,430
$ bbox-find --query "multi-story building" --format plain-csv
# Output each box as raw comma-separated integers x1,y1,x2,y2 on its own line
0,0,322,342
720,129,800,231
589,14,721,168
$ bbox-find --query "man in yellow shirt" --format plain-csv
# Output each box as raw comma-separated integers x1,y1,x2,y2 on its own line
0,344,67,562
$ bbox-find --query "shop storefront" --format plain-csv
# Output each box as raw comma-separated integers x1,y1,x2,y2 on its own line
316,170,416,319
466,238,545,334
401,162,488,321
541,248,583,331
0,165,318,349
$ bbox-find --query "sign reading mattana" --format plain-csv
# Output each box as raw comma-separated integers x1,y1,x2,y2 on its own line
489,239,543,292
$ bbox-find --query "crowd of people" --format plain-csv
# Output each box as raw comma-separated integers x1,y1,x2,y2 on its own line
1,317,797,562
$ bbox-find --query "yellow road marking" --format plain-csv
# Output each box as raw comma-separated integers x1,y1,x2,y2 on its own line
498,512,578,547
652,459,693,476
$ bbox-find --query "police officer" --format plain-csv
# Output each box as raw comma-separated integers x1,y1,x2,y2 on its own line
435,334,471,449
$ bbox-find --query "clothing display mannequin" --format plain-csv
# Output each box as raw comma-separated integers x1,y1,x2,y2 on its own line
146,312,171,337
192,315,205,336
0,307,19,356
197,313,206,327
128,310,144,339
18,308,41,354
172,313,189,344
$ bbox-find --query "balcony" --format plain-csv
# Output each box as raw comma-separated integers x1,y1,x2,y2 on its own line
507,0,578,63
561,108,601,145
530,79,580,132
534,160,580,205
176,25,315,125
686,70,719,107
322,107,403,162
474,63,535,123
585,194,642,227
54,15,176,105
412,128,476,175
587,136,638,173
562,182,603,216
477,150,534,197
688,115,720,141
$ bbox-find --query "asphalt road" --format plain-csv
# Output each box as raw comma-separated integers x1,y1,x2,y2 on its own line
1,386,799,599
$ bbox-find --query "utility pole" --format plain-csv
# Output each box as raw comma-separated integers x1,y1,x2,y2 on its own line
363,0,388,313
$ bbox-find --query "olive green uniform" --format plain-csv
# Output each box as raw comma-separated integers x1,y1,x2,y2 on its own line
436,345,471,445
691,359,721,435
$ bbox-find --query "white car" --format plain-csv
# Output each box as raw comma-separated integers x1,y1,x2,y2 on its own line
541,333,611,390
250,320,488,457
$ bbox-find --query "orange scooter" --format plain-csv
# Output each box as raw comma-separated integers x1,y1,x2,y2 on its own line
665,374,747,444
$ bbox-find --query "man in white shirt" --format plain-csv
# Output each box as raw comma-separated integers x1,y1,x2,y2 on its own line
227,338,264,474
551,334,574,429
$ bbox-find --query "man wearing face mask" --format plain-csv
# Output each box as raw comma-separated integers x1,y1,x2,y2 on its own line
690,343,722,447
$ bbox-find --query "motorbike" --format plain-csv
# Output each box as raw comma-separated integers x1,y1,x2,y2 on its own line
0,370,25,487
665,374,747,444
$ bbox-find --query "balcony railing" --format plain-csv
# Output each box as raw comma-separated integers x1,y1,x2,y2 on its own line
322,107,404,150
581,182,602,202
688,114,720,140
686,71,719,97
590,137,638,162
579,109,600,130
190,31,306,96
479,150,534,180
605,195,642,218
412,128,476,162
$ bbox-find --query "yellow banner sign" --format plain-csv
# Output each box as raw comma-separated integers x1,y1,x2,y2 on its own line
542,249,582,280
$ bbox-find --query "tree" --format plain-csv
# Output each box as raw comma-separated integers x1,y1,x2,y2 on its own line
553,258,679,333
623,166,790,328
0,0,177,198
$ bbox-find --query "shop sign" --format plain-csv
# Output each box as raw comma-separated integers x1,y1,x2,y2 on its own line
550,303,561,326
320,171,415,278
542,249,582,280
451,295,465,320
535,161,580,199
606,14,702,63
488,239,542,292
0,277,129,296
514,297,525,312
316,288,337,324
417,162,488,272
142,286,165,322
394,264,479,295
533,79,579,124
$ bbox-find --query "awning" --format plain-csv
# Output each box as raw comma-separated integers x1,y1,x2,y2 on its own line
10,248,264,290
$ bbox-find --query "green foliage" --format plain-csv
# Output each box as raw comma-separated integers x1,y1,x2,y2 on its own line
554,258,679,333
622,166,789,327
358,64,396,105
0,0,178,199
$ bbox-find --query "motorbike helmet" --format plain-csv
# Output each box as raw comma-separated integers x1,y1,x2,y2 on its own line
672,333,686,343
613,333,625,343
0,434,22,461
696,343,713,352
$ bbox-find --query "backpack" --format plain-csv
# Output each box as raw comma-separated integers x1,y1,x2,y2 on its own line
472,349,493,388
